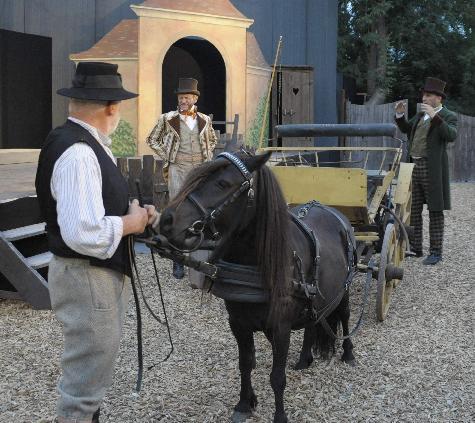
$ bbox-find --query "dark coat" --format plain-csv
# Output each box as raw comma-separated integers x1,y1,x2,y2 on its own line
396,107,457,211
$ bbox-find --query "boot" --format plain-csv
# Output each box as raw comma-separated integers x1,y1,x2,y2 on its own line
92,408,100,423
172,261,184,279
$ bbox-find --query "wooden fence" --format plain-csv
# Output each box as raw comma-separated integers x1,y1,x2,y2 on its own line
344,101,475,181
447,113,475,181
117,132,244,210
343,100,408,171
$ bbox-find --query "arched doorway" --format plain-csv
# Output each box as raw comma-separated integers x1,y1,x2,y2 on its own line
162,37,226,131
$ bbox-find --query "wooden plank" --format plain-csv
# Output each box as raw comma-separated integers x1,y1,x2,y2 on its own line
0,238,50,309
153,158,168,210
127,158,142,200
0,196,43,231
1,223,46,242
394,162,414,205
271,167,367,207
142,155,154,205
26,252,52,270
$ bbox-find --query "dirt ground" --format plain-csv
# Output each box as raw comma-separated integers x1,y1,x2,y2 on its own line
1,182,474,422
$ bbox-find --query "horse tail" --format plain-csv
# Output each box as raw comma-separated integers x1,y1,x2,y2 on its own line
255,167,291,328
313,313,338,359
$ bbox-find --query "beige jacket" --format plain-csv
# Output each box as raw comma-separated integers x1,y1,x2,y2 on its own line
146,110,217,170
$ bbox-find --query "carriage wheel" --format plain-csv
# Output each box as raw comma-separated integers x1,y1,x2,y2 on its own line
394,164,414,266
376,223,404,321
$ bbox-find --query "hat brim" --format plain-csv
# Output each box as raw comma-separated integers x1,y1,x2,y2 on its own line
57,87,138,101
174,89,200,96
420,88,446,99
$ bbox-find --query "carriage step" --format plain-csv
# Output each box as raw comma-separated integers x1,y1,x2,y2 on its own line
25,252,53,270
1,223,46,241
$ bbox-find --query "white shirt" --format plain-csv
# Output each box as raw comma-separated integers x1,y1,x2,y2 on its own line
179,106,197,130
396,105,443,121
50,117,123,259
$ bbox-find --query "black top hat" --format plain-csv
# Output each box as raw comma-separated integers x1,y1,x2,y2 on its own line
174,78,200,96
57,62,138,101
420,77,447,99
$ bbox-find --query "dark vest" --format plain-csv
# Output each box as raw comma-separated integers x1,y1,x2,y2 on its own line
35,120,131,276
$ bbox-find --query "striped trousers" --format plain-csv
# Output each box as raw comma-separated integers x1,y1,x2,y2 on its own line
410,157,444,255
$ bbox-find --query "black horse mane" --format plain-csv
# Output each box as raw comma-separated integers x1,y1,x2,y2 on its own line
170,156,292,324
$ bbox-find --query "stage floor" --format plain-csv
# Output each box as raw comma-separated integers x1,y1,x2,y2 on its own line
0,162,37,202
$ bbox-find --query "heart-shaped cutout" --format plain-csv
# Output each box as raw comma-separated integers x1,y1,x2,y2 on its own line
292,88,299,95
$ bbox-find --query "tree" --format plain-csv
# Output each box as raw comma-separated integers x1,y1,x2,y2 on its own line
338,0,475,114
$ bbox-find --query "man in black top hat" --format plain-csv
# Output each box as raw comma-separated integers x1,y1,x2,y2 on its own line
395,77,458,265
35,62,159,423
147,77,217,280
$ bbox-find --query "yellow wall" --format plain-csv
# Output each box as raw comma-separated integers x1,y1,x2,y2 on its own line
136,11,251,155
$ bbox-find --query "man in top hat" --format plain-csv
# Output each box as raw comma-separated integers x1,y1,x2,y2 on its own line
35,62,159,423
147,77,217,280
395,77,458,265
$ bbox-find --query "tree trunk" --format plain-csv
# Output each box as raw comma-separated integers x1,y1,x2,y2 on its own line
366,14,387,105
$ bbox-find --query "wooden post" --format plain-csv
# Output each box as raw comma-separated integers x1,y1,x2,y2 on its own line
142,155,154,205
128,158,142,201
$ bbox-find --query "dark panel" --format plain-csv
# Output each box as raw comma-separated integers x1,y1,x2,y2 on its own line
231,0,274,62
306,0,338,146
95,0,137,41
25,0,96,127
271,0,306,64
0,0,25,32
0,29,52,148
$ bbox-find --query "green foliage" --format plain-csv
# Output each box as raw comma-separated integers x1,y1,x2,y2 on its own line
246,95,270,149
338,0,475,115
110,119,136,157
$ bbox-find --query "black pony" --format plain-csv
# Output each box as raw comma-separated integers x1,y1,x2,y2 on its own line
159,152,356,423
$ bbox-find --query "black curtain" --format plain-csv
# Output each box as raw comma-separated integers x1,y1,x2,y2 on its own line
0,29,52,149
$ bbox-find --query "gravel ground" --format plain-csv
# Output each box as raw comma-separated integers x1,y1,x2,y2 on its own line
1,183,474,423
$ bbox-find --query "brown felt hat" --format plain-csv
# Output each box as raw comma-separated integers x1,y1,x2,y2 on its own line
175,78,200,96
420,77,447,99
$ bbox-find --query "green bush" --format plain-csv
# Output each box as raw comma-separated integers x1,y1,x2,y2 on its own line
110,119,136,157
246,95,270,149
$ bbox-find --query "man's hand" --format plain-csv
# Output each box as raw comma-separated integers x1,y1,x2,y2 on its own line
395,101,406,115
122,199,148,236
420,103,436,118
144,204,161,229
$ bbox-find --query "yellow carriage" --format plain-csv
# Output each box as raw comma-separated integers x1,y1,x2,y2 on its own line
258,123,414,321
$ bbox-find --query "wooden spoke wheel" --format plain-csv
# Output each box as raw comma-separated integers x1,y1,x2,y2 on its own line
376,223,404,321
394,163,414,266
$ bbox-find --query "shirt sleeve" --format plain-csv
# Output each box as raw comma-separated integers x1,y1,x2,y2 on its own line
51,143,124,259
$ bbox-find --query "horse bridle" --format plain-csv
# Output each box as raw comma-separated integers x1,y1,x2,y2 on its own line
169,152,255,253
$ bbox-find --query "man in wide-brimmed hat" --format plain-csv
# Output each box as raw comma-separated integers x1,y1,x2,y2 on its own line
35,62,159,423
395,77,458,265
147,77,217,280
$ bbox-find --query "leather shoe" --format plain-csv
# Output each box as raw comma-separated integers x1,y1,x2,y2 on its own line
92,408,100,423
422,254,442,265
172,262,185,279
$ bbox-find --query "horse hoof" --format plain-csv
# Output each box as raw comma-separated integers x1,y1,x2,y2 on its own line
231,411,252,423
342,358,356,367
294,358,313,370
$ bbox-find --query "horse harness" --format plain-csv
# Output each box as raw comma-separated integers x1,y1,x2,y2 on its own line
153,152,366,338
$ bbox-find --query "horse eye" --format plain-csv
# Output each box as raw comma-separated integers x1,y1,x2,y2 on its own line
217,179,231,189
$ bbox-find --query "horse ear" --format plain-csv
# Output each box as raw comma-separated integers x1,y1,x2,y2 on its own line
244,151,272,172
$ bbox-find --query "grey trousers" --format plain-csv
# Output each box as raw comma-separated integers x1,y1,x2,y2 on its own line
169,162,208,288
48,256,130,422
410,157,445,255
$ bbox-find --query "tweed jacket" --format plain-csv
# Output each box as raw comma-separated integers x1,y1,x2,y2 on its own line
396,107,457,210
146,110,217,169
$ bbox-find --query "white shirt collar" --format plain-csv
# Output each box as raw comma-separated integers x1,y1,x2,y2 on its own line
68,117,112,147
